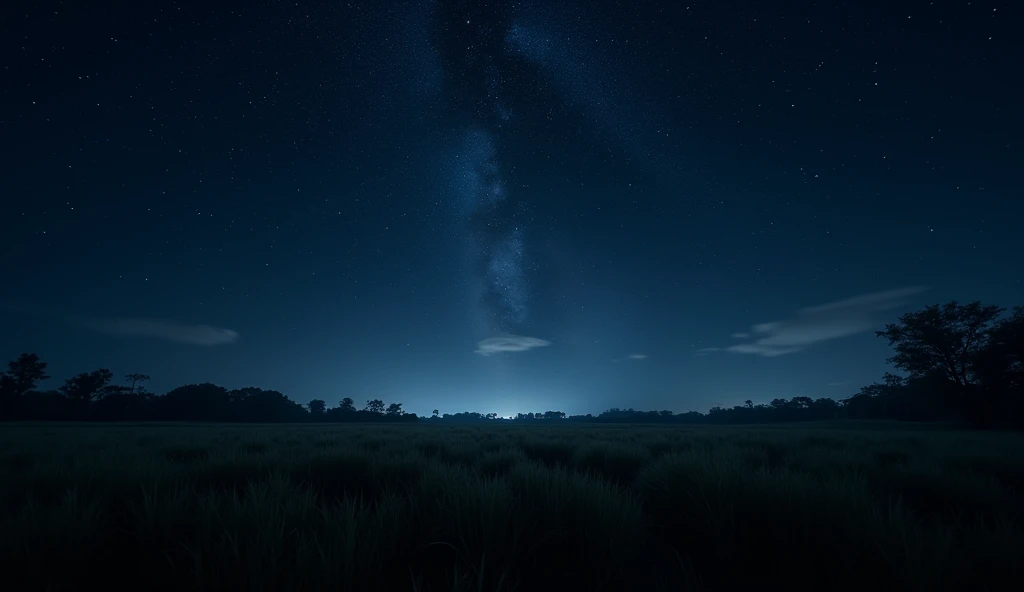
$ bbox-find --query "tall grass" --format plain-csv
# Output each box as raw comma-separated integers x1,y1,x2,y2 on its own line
0,423,1021,590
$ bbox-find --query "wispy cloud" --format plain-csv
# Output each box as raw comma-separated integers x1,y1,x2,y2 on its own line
613,352,648,362
704,286,927,358
0,302,240,347
475,335,550,356
86,317,240,346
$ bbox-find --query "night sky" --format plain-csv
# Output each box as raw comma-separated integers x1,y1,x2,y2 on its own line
2,0,1020,416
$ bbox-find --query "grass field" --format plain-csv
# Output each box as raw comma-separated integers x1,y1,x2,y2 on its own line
1,423,1022,591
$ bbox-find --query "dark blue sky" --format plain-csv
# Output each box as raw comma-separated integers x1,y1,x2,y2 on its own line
2,0,1020,416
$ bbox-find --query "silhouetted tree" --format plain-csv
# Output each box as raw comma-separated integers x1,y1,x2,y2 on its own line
432,409,439,418
308,399,327,416
339,397,355,412
877,301,1005,426
365,399,385,414
386,402,403,416
124,373,150,396
1,353,50,419
791,396,813,409
878,301,1002,386
59,369,113,405
5,353,50,397
230,387,308,422
436,411,486,422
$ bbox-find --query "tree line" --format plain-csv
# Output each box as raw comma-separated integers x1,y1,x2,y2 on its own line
0,366,418,423
0,301,1020,428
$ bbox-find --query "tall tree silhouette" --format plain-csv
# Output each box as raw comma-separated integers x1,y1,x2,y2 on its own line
124,373,151,396
4,353,50,396
308,399,327,416
877,301,1003,389
1,353,49,418
386,402,403,416
877,301,1004,426
339,397,355,412
365,399,385,414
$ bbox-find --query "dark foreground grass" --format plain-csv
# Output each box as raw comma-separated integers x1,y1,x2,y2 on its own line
1,423,1022,591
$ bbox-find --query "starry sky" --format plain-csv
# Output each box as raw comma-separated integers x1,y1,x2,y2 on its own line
1,0,1020,416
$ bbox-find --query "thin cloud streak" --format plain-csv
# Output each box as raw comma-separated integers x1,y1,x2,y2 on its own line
705,286,928,358
613,353,648,362
87,317,240,346
475,335,550,356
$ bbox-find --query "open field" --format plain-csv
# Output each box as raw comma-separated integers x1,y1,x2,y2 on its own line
1,423,1022,591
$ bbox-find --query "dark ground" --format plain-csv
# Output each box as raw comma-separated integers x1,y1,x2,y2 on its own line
1,422,1022,591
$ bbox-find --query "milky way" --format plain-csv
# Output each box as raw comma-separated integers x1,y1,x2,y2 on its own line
433,0,532,334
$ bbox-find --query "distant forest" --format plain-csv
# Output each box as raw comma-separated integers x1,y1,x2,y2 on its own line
1,301,1020,429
